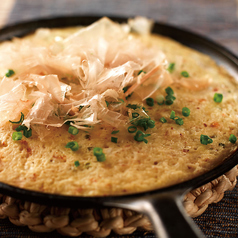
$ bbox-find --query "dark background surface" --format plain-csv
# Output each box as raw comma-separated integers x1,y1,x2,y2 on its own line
0,0,238,237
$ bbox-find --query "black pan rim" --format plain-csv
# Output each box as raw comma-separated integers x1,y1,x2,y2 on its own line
0,15,237,207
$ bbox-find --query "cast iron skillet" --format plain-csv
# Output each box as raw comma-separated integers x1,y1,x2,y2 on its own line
0,16,238,238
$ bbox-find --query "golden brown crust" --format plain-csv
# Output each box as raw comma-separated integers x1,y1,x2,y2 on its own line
0,27,237,196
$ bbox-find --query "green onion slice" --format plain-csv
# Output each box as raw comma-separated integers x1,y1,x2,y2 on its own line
132,117,152,131
146,98,154,107
159,117,167,123
213,93,223,103
138,70,146,75
170,111,176,119
134,130,150,143
148,119,155,128
12,131,23,141
111,130,119,134
123,86,129,93
74,161,80,167
65,141,79,151
156,95,164,105
167,63,175,73
9,112,24,124
93,147,103,156
68,126,79,135
15,125,25,131
200,135,213,145
125,93,133,100
15,124,32,138
165,94,176,105
175,117,184,126
111,137,118,143
182,107,190,117
96,154,106,162
181,71,189,77
93,147,106,162
229,134,237,144
132,112,139,118
23,128,32,138
5,69,15,77
126,104,140,110
79,105,84,111
165,87,174,95
128,126,137,133
165,99,174,105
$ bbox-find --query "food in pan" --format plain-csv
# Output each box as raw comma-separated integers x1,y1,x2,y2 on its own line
0,17,237,196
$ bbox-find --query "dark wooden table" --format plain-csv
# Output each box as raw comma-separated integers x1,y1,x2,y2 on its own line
0,0,237,237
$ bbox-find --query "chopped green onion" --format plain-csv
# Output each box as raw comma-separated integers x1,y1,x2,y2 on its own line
134,130,150,143
12,131,22,141
146,98,154,107
111,137,118,143
159,117,167,123
132,117,152,131
68,126,79,135
111,130,119,134
15,124,32,138
200,135,213,145
148,119,155,128
106,101,109,107
64,120,73,125
132,112,139,118
143,139,148,144
138,70,146,75
96,154,106,162
15,125,25,131
82,125,90,128
175,117,184,126
128,126,137,133
229,134,237,144
182,107,190,117
123,86,133,99
165,95,176,105
125,93,133,100
23,128,32,138
65,141,79,151
123,86,129,93
181,71,189,77
167,63,175,73
93,147,106,162
165,99,174,105
134,131,144,142
170,111,176,119
74,161,80,167
5,69,15,77
156,95,164,105
165,87,174,95
165,94,176,100
213,93,223,103
79,105,84,111
93,147,103,156
9,112,24,124
126,104,140,110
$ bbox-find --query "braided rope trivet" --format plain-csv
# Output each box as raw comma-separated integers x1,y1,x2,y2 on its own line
0,165,237,237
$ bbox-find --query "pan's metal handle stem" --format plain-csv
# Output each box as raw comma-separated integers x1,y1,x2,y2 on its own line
138,194,205,238
111,193,205,238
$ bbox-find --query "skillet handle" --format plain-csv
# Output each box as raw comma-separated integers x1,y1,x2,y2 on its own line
136,194,205,238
